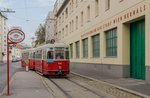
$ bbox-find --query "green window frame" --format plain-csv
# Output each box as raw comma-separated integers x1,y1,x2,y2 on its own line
92,34,100,58
82,38,88,58
75,41,80,58
70,43,73,58
106,28,117,57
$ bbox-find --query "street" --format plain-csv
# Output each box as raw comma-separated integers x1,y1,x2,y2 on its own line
0,62,23,93
0,0,150,97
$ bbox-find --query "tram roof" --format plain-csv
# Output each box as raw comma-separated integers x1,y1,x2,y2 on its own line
36,43,68,50
21,48,35,52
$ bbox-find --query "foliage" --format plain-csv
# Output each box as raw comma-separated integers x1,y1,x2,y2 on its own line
34,24,45,47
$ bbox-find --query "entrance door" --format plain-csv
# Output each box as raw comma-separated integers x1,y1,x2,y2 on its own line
130,19,145,80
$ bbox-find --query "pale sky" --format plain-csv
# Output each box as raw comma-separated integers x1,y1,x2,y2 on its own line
0,0,56,46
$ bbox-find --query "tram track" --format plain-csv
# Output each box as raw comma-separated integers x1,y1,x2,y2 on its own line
49,79,72,98
48,77,106,98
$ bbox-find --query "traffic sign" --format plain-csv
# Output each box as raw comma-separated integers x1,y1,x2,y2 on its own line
8,29,25,43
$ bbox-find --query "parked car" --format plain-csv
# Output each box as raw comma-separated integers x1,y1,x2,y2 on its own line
12,56,21,62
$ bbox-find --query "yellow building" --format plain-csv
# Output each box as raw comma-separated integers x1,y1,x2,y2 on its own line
54,0,150,82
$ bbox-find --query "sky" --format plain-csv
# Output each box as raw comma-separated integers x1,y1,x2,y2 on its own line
0,0,56,46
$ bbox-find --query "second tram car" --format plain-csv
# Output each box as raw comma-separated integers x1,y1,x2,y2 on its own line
34,43,70,76
21,49,30,68
21,48,35,70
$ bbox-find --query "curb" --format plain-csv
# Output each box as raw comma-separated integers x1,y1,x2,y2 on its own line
71,72,150,98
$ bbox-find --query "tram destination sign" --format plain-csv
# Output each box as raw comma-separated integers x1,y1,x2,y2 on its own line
8,29,25,43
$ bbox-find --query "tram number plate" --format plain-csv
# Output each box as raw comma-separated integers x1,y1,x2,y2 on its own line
58,62,62,65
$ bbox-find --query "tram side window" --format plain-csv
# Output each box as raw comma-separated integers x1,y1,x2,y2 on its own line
36,52,42,59
55,51,64,59
30,53,33,59
47,51,53,59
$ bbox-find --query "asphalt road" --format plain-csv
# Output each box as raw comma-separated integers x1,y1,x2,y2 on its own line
0,61,23,93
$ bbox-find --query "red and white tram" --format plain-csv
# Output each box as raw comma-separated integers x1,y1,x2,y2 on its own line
21,49,30,68
21,48,35,70
34,43,70,76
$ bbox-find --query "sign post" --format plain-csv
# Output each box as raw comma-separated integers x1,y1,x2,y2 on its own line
7,29,25,96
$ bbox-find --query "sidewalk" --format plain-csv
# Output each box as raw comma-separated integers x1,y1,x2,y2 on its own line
0,71,54,98
71,70,150,97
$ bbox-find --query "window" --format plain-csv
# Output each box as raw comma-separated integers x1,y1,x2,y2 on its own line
69,3,72,14
95,0,99,16
106,28,117,57
76,16,78,29
66,25,68,35
62,28,64,38
62,13,64,22
72,20,74,32
87,5,90,22
82,38,88,58
92,34,100,57
72,0,74,11
76,0,78,7
70,21,72,33
65,8,68,18
47,51,53,59
65,48,69,59
55,51,64,59
59,16,61,26
43,50,47,59
59,31,61,40
81,11,83,26
105,0,110,10
70,44,73,58
75,41,80,58
36,50,42,59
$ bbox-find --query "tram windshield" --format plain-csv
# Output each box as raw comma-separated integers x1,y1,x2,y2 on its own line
55,47,64,59
47,51,53,59
55,51,64,59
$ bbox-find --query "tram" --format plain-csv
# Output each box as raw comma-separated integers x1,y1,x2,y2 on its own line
21,49,30,68
34,43,70,76
21,48,35,70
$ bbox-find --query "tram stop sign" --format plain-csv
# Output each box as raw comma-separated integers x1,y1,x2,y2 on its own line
8,29,25,43
7,29,25,96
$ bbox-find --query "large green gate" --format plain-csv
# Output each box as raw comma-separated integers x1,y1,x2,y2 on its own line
130,19,145,80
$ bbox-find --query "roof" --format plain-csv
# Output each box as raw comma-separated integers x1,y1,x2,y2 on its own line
36,43,69,50
55,0,69,17
0,12,8,19
21,48,35,53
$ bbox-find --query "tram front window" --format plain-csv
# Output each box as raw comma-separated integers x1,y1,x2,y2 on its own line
47,51,53,59
55,51,64,59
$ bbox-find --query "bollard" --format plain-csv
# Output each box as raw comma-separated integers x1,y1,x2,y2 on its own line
26,66,29,72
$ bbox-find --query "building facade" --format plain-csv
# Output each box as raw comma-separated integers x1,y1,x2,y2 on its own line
11,44,24,59
0,12,7,62
2,26,8,62
45,11,55,42
54,0,150,82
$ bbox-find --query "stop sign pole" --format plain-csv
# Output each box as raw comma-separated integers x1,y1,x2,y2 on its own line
7,29,25,96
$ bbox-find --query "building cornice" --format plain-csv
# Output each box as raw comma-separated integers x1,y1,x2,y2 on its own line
0,12,8,19
55,0,69,17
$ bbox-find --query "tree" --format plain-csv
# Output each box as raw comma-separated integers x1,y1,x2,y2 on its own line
34,24,45,47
